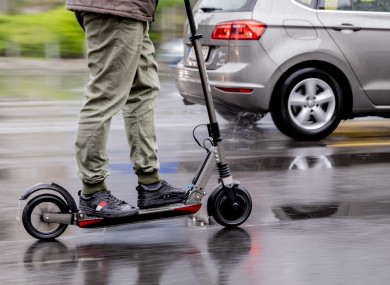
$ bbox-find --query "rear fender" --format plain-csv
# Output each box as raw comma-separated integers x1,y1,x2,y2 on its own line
20,182,78,213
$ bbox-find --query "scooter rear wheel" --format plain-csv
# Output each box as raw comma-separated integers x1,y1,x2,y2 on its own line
208,185,252,227
22,194,69,240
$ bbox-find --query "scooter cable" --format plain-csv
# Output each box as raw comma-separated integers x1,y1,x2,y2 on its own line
193,124,213,152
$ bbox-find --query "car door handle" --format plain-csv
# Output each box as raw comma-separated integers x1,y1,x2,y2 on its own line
333,24,361,32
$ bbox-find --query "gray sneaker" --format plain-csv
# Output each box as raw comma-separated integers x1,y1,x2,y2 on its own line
79,190,139,218
136,180,187,209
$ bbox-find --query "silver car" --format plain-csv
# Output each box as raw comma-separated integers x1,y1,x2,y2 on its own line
175,0,390,140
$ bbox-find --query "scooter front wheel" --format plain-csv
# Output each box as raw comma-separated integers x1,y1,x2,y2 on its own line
208,184,252,227
22,194,69,240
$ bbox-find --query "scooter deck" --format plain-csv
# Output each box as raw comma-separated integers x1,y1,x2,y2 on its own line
78,203,202,228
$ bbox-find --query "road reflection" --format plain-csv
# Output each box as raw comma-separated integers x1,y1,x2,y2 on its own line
273,200,390,221
273,204,340,220
208,228,252,285
23,228,253,285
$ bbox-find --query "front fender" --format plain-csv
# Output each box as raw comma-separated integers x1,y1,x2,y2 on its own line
20,182,78,213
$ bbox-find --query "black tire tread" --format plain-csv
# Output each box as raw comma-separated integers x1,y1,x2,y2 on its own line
22,194,69,240
271,67,343,141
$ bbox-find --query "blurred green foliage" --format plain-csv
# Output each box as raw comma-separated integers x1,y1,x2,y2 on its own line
0,7,84,57
0,0,186,58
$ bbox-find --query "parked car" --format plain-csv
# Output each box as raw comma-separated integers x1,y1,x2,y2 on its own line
155,38,184,66
175,0,390,140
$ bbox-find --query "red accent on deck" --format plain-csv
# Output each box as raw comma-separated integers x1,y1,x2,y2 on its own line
78,218,104,228
173,204,202,213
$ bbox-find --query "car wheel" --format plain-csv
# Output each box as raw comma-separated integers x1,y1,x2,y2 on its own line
271,68,343,141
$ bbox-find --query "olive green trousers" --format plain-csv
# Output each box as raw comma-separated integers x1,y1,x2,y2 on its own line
75,12,162,194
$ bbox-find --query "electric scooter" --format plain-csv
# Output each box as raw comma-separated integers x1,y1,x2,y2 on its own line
19,0,253,240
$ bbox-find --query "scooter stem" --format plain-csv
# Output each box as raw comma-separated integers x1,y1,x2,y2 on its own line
184,0,218,126
184,0,233,184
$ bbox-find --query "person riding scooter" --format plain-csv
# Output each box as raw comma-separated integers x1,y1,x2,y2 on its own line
65,0,186,218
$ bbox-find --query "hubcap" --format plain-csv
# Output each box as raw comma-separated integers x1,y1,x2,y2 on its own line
31,202,61,234
288,78,336,131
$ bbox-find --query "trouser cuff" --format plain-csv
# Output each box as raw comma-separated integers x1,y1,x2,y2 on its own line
136,171,163,185
82,181,107,194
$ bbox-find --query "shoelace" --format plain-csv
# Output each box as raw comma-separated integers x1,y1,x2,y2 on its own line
100,191,126,205
162,181,182,190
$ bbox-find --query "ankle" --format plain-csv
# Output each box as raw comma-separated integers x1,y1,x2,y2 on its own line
82,181,107,195
136,170,163,185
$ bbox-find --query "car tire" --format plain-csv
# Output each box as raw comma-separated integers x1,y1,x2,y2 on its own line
271,68,344,141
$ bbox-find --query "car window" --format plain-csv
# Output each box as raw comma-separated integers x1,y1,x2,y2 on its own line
318,0,352,10
319,0,390,11
195,0,257,12
352,0,390,12
295,0,316,7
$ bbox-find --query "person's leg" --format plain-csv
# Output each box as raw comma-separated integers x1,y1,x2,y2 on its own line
122,22,162,185
122,23,187,209
75,12,143,217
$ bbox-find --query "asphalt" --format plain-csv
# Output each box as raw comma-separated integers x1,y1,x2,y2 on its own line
2,58,390,284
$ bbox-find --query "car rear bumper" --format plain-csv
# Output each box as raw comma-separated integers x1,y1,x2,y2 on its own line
175,59,276,114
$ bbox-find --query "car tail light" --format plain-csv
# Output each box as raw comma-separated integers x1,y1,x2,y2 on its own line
216,87,253,93
212,20,266,40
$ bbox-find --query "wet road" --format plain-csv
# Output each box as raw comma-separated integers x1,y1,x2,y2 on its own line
2,71,390,284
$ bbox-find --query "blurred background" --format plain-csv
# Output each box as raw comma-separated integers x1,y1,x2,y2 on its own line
4,3,390,284
0,0,188,100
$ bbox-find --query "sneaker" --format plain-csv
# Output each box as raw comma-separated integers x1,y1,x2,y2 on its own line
79,190,139,218
136,180,187,209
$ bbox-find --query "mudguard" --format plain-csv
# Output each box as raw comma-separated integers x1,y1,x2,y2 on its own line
20,182,78,213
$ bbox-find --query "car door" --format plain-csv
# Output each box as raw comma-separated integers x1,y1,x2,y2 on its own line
317,0,390,105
